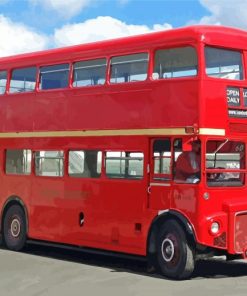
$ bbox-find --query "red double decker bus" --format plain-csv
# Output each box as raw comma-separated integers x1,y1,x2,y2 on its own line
0,25,247,279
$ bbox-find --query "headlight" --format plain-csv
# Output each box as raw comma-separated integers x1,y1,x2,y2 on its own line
211,222,220,235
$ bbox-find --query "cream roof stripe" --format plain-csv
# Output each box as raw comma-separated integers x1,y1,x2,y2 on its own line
199,128,225,136
0,128,225,138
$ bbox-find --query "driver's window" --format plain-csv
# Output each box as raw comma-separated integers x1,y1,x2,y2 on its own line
174,139,201,184
206,140,245,187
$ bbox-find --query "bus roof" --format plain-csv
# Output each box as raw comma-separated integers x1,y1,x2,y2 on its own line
0,25,247,68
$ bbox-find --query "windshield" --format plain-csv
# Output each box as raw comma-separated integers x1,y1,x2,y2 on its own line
206,140,245,187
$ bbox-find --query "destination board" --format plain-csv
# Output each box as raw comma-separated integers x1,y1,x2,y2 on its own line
227,87,240,107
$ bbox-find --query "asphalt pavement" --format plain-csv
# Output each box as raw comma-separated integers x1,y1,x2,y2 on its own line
0,243,247,296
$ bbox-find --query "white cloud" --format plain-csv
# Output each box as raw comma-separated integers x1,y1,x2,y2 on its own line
0,14,172,57
30,0,94,18
0,15,48,57
197,0,247,29
53,16,172,47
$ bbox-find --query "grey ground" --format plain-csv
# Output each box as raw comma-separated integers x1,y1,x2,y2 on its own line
0,243,247,296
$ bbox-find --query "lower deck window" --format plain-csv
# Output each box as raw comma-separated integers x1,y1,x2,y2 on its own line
105,151,144,179
35,151,64,177
6,149,31,175
152,139,172,181
69,150,102,178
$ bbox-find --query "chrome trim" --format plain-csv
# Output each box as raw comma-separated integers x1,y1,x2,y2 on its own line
158,209,169,216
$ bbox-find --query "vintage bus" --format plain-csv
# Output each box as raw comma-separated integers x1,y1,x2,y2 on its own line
0,25,247,279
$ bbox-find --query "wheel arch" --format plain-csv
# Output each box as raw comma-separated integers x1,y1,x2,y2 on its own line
0,196,29,234
147,210,197,255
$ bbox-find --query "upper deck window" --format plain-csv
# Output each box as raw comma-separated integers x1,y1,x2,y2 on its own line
73,58,107,87
153,46,198,79
39,64,69,90
110,53,148,84
205,46,243,80
9,67,36,93
0,71,7,95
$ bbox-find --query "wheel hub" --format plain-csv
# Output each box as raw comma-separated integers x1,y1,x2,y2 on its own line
10,218,21,238
161,238,175,262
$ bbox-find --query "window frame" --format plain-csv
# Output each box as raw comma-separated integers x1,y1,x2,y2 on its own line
34,150,65,178
151,138,172,182
151,45,199,81
109,51,149,85
0,70,8,95
68,149,102,178
72,57,107,88
204,45,244,81
9,66,37,94
5,149,32,176
105,150,144,180
38,62,71,91
205,138,246,188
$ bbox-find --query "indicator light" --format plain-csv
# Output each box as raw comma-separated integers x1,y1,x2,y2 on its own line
211,222,220,235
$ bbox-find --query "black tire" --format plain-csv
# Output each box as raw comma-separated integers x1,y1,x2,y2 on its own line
157,219,195,280
3,204,27,251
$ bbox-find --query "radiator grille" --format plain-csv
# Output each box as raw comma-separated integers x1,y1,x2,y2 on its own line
235,213,247,253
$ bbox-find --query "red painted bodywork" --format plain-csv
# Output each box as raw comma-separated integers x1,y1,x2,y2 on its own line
1,25,247,256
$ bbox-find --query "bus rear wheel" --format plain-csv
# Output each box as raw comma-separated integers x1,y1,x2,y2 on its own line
157,219,195,280
3,204,27,251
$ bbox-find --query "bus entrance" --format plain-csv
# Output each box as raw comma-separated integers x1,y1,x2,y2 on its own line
149,138,172,210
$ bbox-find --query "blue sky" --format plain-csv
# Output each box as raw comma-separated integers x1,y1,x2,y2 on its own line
0,0,245,57
0,0,207,33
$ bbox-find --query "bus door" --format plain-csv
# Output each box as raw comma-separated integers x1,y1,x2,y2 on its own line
149,138,172,210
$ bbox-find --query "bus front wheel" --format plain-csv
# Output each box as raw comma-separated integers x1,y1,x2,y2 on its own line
157,219,195,280
3,204,27,251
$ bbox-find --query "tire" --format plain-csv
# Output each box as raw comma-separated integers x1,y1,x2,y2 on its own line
157,219,195,280
3,204,27,251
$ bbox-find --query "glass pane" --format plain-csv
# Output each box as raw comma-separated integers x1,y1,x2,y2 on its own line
73,58,106,87
205,47,243,80
106,152,125,177
128,152,144,177
69,150,101,178
35,151,64,177
110,53,148,83
40,64,69,90
69,151,84,175
106,151,143,179
0,71,7,95
206,140,245,187
174,141,201,184
153,47,198,79
10,67,36,93
6,149,32,175
153,139,171,180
